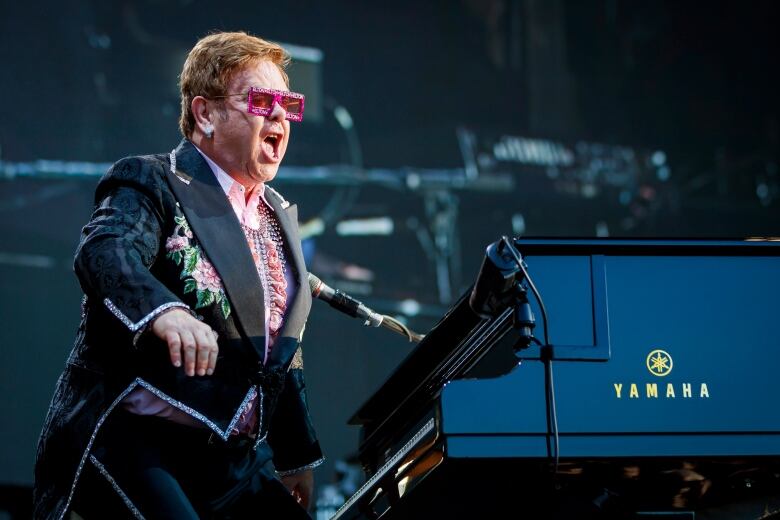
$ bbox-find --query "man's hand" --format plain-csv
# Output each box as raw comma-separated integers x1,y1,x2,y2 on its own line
281,469,314,510
151,308,219,376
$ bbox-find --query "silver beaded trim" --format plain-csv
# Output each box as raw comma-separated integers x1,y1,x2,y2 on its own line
88,455,146,520
169,149,191,185
275,457,325,477
266,185,290,209
228,385,261,438
135,379,260,442
59,378,261,520
59,381,140,520
252,390,268,450
103,299,189,333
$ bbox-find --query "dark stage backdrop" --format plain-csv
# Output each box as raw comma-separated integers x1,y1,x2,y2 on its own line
1,0,779,508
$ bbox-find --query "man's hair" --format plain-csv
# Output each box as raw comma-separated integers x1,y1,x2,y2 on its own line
179,31,290,137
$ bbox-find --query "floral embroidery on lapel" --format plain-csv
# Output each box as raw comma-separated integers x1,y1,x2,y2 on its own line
166,215,231,319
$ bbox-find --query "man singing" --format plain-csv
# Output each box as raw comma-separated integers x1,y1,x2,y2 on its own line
34,31,322,519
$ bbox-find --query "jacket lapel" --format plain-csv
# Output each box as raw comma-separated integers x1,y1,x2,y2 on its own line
165,139,267,361
264,191,312,368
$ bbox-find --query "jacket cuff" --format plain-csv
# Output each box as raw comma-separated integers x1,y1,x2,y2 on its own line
119,302,199,347
103,299,190,332
273,440,324,475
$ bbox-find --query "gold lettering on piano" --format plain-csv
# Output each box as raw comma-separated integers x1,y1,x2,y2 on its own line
611,382,711,400
610,350,712,401
646,383,658,398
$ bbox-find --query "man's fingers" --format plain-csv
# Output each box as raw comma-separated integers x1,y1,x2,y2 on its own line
207,338,219,376
181,331,197,377
152,311,219,377
195,329,213,376
166,331,182,368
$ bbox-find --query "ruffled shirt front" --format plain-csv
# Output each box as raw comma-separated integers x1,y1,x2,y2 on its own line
121,146,296,436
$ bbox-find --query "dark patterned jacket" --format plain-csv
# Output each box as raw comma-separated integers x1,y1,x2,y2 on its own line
33,139,322,519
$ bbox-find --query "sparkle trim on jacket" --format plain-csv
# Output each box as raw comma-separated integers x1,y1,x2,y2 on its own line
88,455,146,519
135,379,261,442
252,390,268,451
60,378,262,520
60,382,140,520
276,457,325,477
102,299,190,332
265,185,290,209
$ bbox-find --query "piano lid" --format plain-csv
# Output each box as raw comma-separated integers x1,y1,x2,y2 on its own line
349,238,780,429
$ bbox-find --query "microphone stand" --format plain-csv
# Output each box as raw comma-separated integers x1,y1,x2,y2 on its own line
512,283,537,353
499,236,559,471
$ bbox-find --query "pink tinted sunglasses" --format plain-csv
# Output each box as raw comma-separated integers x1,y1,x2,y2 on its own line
247,87,305,122
214,87,305,122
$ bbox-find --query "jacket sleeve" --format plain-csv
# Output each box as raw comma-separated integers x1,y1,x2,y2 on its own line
267,349,324,475
75,156,190,337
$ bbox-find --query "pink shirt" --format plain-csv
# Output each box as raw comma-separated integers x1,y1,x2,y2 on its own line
205,154,295,358
121,146,296,436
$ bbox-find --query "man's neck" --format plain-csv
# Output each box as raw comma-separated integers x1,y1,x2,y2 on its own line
191,139,263,204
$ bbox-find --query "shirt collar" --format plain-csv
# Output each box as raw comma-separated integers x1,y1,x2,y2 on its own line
193,143,266,200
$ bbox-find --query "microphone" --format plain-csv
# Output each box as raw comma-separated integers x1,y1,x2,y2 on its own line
308,273,383,327
308,273,426,342
469,237,523,318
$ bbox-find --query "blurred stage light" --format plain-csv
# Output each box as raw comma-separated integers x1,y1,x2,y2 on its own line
511,213,526,235
299,217,326,239
333,105,354,130
596,221,610,237
282,43,324,123
399,299,421,317
336,217,394,236
651,151,667,167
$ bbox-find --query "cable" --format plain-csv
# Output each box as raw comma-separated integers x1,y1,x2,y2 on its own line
503,237,559,473
380,314,425,343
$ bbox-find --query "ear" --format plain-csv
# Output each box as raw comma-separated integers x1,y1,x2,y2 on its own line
191,96,213,134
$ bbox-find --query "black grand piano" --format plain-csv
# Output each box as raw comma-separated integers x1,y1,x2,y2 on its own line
333,239,780,519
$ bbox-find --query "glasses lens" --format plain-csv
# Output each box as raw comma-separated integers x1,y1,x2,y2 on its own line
250,92,275,110
281,96,302,115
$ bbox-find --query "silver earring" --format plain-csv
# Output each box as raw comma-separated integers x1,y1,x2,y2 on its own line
204,124,214,138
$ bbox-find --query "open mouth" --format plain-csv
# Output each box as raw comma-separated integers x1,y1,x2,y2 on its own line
261,133,282,161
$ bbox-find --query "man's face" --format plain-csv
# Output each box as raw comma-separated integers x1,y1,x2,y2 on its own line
209,60,291,186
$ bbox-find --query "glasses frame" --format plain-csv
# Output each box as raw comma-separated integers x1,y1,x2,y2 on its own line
248,87,305,122
212,87,305,122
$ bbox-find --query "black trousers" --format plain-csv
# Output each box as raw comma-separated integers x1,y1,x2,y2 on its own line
71,410,311,519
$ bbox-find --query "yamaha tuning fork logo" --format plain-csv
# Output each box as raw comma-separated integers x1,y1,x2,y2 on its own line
646,349,673,377
612,349,711,400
